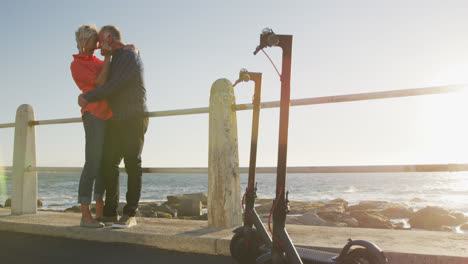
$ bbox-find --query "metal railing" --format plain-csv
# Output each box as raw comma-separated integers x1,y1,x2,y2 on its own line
1,84,468,174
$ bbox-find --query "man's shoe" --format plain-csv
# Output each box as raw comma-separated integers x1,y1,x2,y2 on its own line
112,214,137,229
96,215,119,227
80,220,105,228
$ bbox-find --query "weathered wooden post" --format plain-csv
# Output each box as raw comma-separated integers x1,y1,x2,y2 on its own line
11,104,37,215
208,79,242,228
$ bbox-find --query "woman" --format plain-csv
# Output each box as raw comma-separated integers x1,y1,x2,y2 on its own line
70,25,114,228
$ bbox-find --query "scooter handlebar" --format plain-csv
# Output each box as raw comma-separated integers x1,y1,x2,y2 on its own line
253,45,262,55
253,27,279,55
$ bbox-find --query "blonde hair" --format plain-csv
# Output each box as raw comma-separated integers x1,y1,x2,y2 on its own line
75,24,98,53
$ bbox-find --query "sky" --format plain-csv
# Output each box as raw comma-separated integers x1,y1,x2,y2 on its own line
2,0,468,168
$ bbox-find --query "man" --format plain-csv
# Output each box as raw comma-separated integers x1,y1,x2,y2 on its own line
79,25,148,228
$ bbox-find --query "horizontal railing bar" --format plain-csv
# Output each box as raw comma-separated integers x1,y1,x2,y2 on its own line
26,167,210,173
233,84,466,111
146,107,209,117
1,84,464,128
26,107,211,126
31,117,83,126
1,164,468,173
0,123,15,129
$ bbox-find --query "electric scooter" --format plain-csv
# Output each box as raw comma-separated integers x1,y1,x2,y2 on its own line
231,68,272,263
229,28,389,264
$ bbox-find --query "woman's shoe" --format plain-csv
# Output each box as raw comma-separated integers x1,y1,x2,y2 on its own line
80,219,105,228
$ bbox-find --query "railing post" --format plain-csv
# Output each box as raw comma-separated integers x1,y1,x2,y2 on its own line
208,79,242,228
11,104,37,215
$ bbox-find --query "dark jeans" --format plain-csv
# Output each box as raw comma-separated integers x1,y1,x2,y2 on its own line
102,116,148,217
78,112,106,205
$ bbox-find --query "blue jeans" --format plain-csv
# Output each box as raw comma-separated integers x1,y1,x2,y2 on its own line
78,111,106,205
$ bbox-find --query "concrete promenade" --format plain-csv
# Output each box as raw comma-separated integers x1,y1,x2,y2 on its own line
0,208,466,264
0,230,235,264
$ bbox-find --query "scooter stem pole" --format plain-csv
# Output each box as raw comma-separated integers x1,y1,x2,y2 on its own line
274,34,293,225
272,35,299,264
245,72,263,212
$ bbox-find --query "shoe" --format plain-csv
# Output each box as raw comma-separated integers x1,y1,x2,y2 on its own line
80,220,105,228
112,214,137,229
96,215,119,227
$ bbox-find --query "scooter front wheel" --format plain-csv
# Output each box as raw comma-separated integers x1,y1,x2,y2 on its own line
339,248,379,264
230,231,262,264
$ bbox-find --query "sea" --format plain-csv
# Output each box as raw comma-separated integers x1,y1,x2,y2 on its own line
0,171,467,217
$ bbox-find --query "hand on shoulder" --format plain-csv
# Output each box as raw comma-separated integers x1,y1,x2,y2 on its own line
123,44,139,54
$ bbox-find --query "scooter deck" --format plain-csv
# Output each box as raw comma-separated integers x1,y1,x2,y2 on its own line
256,246,336,264
296,246,336,263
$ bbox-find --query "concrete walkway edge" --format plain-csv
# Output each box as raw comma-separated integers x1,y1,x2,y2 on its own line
0,209,467,264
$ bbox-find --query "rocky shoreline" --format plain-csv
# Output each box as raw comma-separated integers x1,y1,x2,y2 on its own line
3,194,468,232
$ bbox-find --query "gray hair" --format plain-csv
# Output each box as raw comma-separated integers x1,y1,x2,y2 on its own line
75,24,98,52
100,25,122,42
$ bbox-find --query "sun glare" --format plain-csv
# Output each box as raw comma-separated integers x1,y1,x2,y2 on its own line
0,168,6,203
0,152,7,203
415,86,468,163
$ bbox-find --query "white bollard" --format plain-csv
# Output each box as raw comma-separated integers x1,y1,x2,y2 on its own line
11,104,37,215
208,79,242,228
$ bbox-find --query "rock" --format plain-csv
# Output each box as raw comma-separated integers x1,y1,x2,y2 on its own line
255,198,273,205
409,206,465,230
329,198,349,209
452,212,467,224
299,212,329,226
347,201,389,211
4,198,42,208
177,213,208,221
287,201,325,215
460,224,468,230
154,202,176,216
381,206,414,219
286,215,302,225
410,197,427,203
142,211,158,218
167,192,207,205
64,205,81,213
0,204,3,208
256,200,324,216
316,201,346,222
177,199,202,217
199,213,208,220
333,222,348,227
255,203,273,215
392,222,407,230
338,216,359,228
349,211,393,229
156,212,172,218
434,226,456,232
138,204,157,217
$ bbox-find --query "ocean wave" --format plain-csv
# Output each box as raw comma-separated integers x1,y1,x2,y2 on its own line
343,186,358,193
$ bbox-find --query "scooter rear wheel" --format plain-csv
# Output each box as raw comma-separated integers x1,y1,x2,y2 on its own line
230,231,261,264
340,248,379,264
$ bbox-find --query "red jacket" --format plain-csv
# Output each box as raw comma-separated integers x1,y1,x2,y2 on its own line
70,54,113,120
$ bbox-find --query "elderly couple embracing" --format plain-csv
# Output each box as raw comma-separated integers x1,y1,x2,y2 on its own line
70,24,148,228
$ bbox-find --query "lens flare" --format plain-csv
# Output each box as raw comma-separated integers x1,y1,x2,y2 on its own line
0,167,6,204
0,152,7,204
